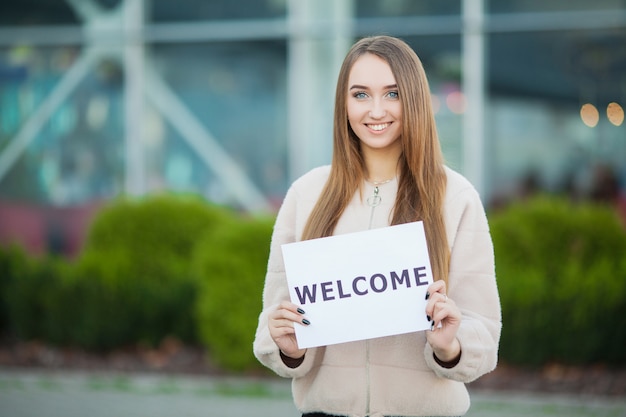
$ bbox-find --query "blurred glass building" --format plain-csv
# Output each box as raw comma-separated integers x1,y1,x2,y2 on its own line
0,0,625,254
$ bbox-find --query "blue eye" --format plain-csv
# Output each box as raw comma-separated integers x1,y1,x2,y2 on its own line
353,91,368,99
387,91,399,99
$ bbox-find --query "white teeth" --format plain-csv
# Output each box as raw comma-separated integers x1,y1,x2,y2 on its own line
369,123,389,131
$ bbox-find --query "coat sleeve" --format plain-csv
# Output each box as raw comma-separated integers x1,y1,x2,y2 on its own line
424,183,502,383
253,185,319,378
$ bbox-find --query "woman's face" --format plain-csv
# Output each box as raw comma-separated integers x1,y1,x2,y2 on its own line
346,53,403,155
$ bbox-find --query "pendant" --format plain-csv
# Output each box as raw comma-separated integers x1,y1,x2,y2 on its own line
367,186,381,207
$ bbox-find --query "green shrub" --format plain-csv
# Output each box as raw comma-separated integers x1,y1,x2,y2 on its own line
0,246,72,343
84,193,232,258
66,193,235,349
1,195,277,371
0,245,36,337
193,214,274,371
0,245,26,335
490,196,626,365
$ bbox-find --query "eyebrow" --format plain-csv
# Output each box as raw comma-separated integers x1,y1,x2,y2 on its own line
349,84,398,90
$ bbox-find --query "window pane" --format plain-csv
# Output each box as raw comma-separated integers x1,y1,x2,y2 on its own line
0,45,124,204
356,0,460,17
488,0,625,13
150,0,286,22
0,0,120,25
487,28,626,203
149,41,288,205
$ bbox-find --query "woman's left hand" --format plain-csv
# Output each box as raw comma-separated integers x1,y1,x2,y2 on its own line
424,280,462,363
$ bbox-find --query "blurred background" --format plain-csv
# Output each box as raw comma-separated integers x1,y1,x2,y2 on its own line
0,0,625,400
0,0,624,256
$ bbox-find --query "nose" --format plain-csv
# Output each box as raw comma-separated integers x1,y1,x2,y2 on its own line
369,98,387,119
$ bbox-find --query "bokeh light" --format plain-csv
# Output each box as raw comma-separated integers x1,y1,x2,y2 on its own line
446,91,466,114
606,102,624,126
580,103,599,127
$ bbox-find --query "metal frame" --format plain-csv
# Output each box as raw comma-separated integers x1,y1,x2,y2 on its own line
1,1,625,207
0,0,271,212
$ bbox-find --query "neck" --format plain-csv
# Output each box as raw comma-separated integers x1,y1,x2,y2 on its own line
363,149,400,183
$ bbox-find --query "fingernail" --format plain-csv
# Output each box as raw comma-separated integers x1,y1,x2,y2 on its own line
426,314,431,322
425,292,430,300
297,308,306,314
302,319,311,326
430,320,435,331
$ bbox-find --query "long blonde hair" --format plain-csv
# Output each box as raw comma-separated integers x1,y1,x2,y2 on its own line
301,36,450,285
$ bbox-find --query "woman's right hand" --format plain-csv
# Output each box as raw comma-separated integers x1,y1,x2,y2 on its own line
268,300,309,359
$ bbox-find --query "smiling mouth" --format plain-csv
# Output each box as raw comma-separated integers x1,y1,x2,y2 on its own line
367,123,391,131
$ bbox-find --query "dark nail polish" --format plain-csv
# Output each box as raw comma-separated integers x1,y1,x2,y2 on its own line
426,315,431,322
430,320,435,331
425,292,430,300
297,308,305,314
302,319,311,326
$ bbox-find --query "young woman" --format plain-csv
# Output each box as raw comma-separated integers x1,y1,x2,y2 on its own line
253,35,501,417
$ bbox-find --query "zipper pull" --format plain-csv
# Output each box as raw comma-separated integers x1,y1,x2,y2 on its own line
367,186,381,207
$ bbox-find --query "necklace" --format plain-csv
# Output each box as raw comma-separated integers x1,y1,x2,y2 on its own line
367,178,394,186
366,178,393,208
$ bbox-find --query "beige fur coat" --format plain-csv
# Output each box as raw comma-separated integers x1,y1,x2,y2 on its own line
253,165,501,417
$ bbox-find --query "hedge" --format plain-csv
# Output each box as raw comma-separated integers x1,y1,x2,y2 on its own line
192,214,274,371
0,194,240,351
69,194,235,349
489,195,626,365
1,246,72,342
2,194,625,371
0,245,28,335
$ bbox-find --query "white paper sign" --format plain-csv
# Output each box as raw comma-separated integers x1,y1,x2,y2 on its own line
281,221,433,349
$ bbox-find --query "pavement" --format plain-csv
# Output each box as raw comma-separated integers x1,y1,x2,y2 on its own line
1,368,625,417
